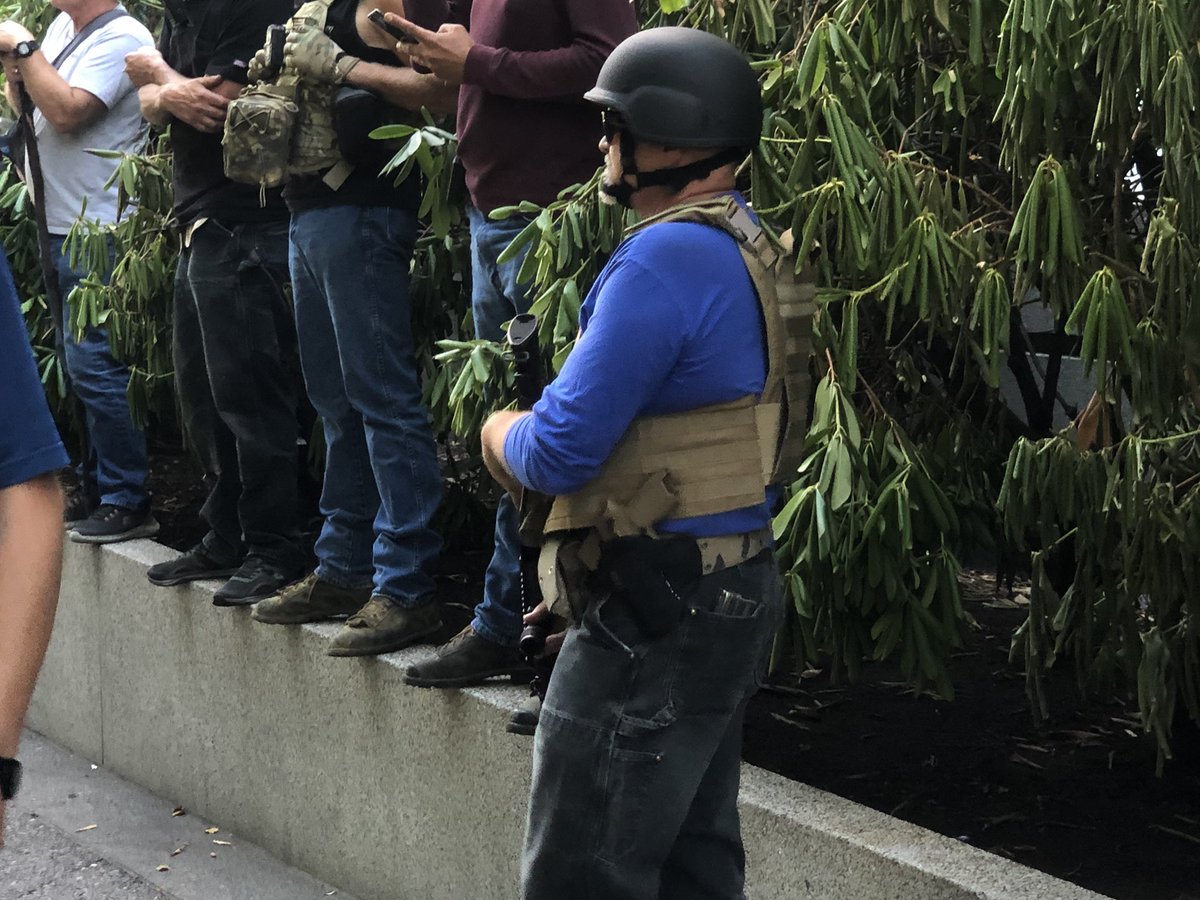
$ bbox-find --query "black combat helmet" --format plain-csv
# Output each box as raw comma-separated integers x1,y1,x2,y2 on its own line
584,26,762,150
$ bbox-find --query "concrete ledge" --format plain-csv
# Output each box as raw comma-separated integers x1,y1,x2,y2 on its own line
29,540,1109,900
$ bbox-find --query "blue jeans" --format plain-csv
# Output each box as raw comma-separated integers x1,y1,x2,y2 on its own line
468,206,535,645
49,235,149,510
173,218,306,570
289,205,441,607
522,550,785,899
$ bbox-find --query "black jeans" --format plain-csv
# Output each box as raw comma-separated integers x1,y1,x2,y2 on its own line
523,548,785,899
173,217,305,571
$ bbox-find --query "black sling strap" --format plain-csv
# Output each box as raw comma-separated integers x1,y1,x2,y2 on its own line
49,7,130,69
20,5,131,498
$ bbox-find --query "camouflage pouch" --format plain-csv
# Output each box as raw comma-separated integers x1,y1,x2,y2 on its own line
222,84,299,190
287,82,342,176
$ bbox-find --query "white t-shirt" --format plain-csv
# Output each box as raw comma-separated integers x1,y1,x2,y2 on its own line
29,8,154,234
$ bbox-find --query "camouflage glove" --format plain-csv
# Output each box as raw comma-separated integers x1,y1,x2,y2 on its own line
284,24,360,85
247,47,270,83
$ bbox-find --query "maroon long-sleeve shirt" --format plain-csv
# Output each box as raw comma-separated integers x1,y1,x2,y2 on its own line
444,0,638,213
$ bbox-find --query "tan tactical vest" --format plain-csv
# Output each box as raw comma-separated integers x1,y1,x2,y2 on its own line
223,0,352,193
541,195,816,539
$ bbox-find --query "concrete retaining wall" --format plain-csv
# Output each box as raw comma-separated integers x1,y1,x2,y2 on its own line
29,540,1108,900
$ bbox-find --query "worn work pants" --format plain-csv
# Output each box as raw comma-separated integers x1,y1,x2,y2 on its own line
522,549,785,899
173,218,305,571
289,205,442,607
467,205,535,645
49,235,149,510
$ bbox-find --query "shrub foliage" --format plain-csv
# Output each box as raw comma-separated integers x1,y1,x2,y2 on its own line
6,0,1198,760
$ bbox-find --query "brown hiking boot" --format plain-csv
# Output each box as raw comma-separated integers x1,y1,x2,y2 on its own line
252,573,371,625
326,595,442,657
404,625,531,688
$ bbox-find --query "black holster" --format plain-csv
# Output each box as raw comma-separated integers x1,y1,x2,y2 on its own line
333,86,383,165
596,535,702,638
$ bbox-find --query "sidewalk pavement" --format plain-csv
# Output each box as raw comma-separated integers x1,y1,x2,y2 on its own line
1,731,355,900
3,809,170,899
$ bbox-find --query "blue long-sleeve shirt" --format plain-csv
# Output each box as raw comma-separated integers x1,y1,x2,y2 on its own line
504,194,772,537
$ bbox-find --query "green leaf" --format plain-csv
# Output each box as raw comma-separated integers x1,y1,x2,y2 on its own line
933,0,951,32
830,441,853,510
370,124,416,141
772,487,810,541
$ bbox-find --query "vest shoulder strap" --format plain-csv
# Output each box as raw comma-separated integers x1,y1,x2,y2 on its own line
627,195,779,266
628,195,815,483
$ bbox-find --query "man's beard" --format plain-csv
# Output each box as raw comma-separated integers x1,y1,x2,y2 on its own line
600,164,635,208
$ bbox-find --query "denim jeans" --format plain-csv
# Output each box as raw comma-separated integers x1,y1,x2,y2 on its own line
49,235,149,510
289,205,442,607
173,217,305,570
522,550,785,899
468,205,536,645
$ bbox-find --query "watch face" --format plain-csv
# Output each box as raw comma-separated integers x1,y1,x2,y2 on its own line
0,757,19,800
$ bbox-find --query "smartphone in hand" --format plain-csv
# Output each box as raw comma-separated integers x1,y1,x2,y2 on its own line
368,8,418,44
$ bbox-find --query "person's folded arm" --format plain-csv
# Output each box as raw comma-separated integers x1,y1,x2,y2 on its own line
0,20,105,134
8,54,105,134
139,0,284,131
135,82,171,126
16,28,150,135
128,44,238,134
137,73,233,131
462,0,636,100
128,49,185,126
345,62,458,116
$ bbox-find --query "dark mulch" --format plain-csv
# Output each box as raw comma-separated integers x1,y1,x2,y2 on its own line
146,448,1200,899
146,445,208,553
744,572,1200,900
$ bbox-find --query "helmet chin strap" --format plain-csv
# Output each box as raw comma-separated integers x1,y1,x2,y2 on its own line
600,176,638,208
601,130,744,208
600,130,642,208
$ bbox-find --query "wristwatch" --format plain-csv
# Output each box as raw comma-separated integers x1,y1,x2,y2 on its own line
13,40,39,60
0,756,21,801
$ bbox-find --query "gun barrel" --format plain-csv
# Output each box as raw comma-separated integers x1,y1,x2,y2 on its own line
507,313,544,412
508,312,538,348
505,312,555,690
